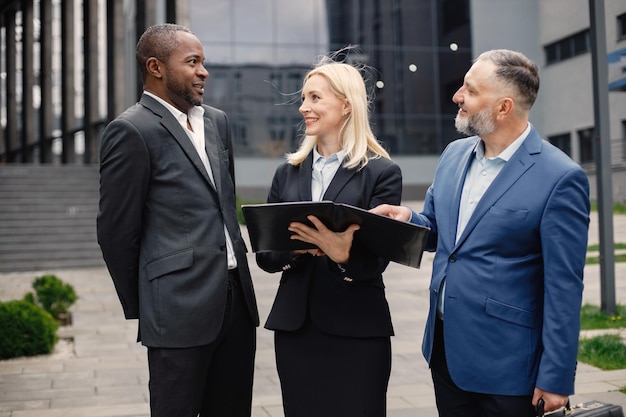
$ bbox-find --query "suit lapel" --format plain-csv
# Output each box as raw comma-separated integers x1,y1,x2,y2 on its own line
203,116,222,198
139,94,217,192
449,141,477,246
323,165,355,201
454,130,540,248
297,151,356,202
298,153,314,201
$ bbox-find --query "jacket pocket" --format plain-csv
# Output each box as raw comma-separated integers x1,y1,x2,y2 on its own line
485,297,536,328
488,206,528,220
145,248,194,281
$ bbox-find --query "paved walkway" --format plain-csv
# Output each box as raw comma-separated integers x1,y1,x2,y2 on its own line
0,203,625,417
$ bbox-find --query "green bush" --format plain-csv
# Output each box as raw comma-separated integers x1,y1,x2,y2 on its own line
237,196,264,225
24,274,77,322
0,300,59,359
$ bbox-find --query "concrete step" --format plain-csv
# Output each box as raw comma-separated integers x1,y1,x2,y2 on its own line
0,164,102,273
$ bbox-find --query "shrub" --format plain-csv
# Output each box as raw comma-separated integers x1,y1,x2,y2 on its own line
0,300,59,359
237,196,265,225
24,274,77,322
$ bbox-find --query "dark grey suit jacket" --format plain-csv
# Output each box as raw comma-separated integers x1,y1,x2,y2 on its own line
97,94,259,348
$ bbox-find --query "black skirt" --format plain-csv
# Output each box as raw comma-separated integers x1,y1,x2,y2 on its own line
274,318,391,417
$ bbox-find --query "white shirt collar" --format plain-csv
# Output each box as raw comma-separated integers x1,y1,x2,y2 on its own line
313,146,347,164
143,91,205,124
475,123,531,162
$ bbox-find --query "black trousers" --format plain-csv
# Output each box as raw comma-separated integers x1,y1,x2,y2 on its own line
431,317,535,417
147,270,256,417
275,317,391,417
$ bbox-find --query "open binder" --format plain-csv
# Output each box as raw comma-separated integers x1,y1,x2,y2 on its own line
242,201,430,268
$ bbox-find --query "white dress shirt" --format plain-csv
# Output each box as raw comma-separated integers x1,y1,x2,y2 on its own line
144,92,237,269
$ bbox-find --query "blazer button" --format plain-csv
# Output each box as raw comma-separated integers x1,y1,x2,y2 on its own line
449,254,457,262
219,244,226,251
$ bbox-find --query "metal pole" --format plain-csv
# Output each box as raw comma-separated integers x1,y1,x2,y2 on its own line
588,0,616,315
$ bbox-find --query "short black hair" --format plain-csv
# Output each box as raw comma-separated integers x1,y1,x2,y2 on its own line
135,23,193,79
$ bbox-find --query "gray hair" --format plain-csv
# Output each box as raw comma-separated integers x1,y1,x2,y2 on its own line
475,49,540,111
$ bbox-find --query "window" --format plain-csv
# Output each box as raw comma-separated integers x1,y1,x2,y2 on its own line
578,127,595,164
572,31,589,55
548,133,571,157
622,120,626,160
440,0,469,34
545,44,558,64
268,116,286,141
544,30,590,65
618,13,626,40
190,0,472,157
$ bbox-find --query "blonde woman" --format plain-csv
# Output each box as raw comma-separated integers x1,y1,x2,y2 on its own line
256,57,402,417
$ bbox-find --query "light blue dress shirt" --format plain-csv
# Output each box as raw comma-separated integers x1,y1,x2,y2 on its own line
311,147,346,201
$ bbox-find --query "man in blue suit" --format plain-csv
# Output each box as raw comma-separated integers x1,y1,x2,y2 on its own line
372,49,589,417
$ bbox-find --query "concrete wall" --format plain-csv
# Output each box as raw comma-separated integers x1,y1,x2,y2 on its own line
588,166,626,204
234,155,440,201
469,0,544,133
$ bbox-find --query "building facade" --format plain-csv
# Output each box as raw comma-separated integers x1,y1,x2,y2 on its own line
190,0,626,201
1,0,624,201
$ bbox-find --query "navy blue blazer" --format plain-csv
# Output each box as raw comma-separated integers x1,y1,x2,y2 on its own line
412,127,589,396
256,152,402,337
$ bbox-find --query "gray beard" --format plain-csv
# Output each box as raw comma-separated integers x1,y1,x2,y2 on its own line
455,108,495,137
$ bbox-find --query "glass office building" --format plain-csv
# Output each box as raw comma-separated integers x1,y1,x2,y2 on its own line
189,0,472,158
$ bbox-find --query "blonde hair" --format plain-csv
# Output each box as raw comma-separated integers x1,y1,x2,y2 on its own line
286,59,390,169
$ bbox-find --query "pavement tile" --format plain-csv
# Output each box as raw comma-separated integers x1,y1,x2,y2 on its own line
0,205,624,416
1,387,94,401
9,404,150,417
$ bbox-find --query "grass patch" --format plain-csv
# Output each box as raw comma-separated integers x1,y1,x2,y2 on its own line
588,243,626,251
590,202,626,214
587,253,626,264
586,242,626,264
236,196,264,225
578,334,626,370
580,304,626,330
578,304,626,373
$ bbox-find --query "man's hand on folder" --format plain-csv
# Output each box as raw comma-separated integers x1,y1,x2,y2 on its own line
288,215,361,264
369,204,412,222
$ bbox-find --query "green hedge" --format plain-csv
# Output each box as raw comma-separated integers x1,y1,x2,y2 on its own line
24,274,77,322
0,300,59,359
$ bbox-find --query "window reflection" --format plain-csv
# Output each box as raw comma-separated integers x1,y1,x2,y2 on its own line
190,0,472,157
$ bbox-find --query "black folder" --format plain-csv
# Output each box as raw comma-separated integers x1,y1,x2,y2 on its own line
242,201,430,268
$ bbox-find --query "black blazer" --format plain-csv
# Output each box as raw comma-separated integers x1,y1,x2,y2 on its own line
97,94,259,348
256,152,402,337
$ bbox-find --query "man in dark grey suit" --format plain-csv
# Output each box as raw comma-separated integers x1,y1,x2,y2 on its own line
97,23,259,417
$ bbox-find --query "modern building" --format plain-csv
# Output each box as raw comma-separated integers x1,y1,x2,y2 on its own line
1,0,624,202
189,0,626,201
470,0,626,202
